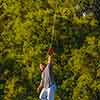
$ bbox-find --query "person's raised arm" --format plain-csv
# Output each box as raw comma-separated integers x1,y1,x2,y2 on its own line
48,55,52,64
48,47,54,67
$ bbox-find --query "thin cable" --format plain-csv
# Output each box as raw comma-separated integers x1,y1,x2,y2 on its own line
51,1,57,48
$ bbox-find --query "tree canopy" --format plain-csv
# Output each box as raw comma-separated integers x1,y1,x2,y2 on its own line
0,0,100,100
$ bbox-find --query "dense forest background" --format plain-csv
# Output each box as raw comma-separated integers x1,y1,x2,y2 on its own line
0,0,100,100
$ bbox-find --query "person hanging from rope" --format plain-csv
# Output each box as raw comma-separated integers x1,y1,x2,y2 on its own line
37,48,56,100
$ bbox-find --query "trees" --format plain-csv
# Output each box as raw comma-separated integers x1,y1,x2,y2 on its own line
0,0,100,100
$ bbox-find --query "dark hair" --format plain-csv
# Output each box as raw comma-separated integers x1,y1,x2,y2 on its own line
41,63,46,67
40,63,46,72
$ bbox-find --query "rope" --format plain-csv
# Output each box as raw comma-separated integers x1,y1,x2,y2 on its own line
51,14,56,46
50,1,57,48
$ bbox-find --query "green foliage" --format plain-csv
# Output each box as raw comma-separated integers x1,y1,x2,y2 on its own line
0,0,100,100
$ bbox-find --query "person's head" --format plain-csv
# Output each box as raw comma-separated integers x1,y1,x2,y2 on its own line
39,63,46,72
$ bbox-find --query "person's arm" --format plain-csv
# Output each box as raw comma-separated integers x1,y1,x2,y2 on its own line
48,55,52,64
47,55,53,69
37,80,43,93
37,73,44,93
